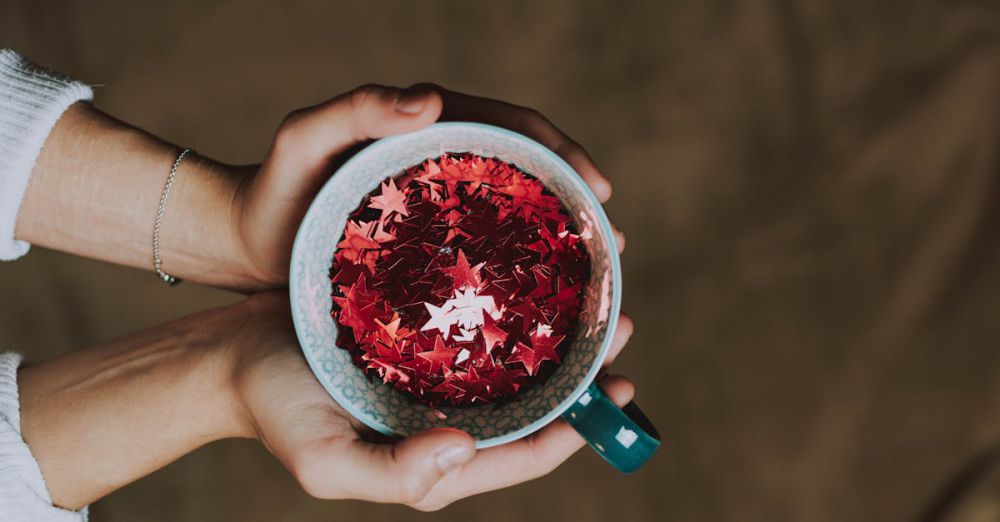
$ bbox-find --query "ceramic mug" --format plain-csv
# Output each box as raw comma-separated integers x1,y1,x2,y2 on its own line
290,122,660,473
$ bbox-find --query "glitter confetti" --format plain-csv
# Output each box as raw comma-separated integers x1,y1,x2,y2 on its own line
330,153,590,407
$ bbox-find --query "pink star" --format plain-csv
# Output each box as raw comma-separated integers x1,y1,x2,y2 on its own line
420,301,456,340
368,179,409,219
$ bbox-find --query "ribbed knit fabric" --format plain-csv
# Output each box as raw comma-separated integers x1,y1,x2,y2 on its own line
0,50,91,520
0,49,93,260
0,354,86,521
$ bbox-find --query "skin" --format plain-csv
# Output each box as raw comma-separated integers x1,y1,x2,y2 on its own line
13,84,633,511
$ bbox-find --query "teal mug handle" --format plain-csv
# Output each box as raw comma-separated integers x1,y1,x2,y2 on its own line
561,381,661,473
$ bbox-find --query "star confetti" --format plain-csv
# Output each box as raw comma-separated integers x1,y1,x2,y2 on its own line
330,153,591,407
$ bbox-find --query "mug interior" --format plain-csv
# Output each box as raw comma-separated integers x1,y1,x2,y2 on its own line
290,122,621,447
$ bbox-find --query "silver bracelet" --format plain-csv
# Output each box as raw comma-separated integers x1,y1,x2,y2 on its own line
152,148,193,285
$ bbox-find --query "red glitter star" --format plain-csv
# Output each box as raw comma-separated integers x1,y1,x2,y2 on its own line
507,341,558,377
529,325,564,364
479,313,508,354
336,220,381,263
416,335,457,372
368,179,409,219
440,249,484,291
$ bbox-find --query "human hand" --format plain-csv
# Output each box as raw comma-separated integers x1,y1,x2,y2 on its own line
231,292,635,510
234,84,624,288
17,284,632,510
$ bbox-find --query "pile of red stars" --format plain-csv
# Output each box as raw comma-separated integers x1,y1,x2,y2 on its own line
330,153,590,407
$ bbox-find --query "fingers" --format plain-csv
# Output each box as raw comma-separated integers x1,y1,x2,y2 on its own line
552,140,612,202
603,314,633,368
293,427,475,505
420,84,613,202
397,317,633,512
263,84,443,199
411,374,635,511
613,226,626,254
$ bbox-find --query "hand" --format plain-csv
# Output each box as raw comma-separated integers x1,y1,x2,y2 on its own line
232,292,635,510
234,84,624,288
18,289,633,510
15,85,621,291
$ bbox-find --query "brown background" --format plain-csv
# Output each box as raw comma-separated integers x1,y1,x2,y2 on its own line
2,1,1000,520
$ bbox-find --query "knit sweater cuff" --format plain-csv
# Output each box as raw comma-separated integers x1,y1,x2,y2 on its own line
0,353,87,521
0,50,93,261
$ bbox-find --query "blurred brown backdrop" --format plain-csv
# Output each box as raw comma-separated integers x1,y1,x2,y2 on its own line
2,1,1000,521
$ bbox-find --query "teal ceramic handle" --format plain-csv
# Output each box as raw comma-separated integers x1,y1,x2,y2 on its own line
561,381,660,473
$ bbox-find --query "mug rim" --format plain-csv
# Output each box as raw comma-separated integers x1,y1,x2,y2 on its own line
289,121,623,447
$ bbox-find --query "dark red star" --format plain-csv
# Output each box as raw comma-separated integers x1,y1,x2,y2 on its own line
507,341,558,376
479,313,508,354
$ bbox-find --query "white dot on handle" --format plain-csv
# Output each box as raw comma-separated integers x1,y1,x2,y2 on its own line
615,426,638,448
578,392,592,406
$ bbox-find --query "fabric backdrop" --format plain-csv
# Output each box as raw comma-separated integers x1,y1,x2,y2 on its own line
1,1,998,520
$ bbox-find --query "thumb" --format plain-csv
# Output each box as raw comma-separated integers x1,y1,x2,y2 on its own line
262,83,443,199
386,428,477,503
313,427,476,504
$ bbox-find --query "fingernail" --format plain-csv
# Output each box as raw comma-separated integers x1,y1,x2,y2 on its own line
395,88,426,114
434,444,473,472
595,179,612,200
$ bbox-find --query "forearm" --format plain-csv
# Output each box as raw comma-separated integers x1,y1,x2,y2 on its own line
15,103,260,290
17,306,251,510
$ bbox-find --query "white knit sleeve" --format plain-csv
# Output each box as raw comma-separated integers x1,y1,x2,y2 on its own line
0,50,93,261
0,353,87,521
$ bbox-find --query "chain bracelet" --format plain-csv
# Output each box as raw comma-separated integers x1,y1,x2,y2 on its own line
152,148,193,285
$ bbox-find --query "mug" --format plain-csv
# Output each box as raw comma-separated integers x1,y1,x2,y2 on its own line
290,122,660,473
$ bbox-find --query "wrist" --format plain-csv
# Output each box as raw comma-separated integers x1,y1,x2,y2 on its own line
197,302,263,441
219,293,302,443
160,154,264,291
229,170,286,292
144,306,258,442
16,103,268,291
17,302,260,508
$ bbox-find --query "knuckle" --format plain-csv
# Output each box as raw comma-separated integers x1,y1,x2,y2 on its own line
553,138,584,159
395,473,432,505
349,84,384,111
347,84,388,141
410,499,449,512
298,480,327,500
274,109,309,150
290,448,337,500
518,107,545,127
293,465,327,499
512,107,561,143
279,108,308,129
